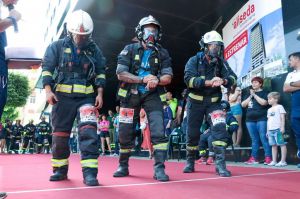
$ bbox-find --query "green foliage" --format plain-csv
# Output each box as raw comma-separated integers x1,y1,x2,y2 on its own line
6,72,31,107
1,72,31,122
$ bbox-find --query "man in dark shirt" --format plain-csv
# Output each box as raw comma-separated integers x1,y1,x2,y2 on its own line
184,30,237,177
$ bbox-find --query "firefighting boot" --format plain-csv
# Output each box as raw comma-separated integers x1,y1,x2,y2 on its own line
214,146,231,177
49,165,68,181
183,149,197,173
153,150,169,181
113,152,130,177
83,168,99,186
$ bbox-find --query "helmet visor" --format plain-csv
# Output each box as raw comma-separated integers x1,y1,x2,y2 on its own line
143,26,158,44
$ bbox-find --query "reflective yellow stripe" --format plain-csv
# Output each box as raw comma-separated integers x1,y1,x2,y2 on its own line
211,97,219,103
73,84,94,94
160,93,166,102
42,71,52,77
188,77,195,88
153,143,168,150
81,159,98,168
118,88,128,97
189,93,219,103
186,146,198,151
56,84,72,93
212,141,227,147
85,85,94,94
120,149,131,153
134,54,140,60
155,58,158,64
189,93,203,101
73,84,86,93
96,74,106,79
199,150,206,155
51,158,68,167
200,76,205,79
230,122,238,125
229,75,237,85
64,48,71,53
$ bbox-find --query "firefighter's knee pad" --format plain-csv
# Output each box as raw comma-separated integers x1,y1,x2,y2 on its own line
52,135,70,159
78,104,98,128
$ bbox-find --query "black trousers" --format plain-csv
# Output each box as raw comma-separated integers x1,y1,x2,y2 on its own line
119,92,168,149
51,94,99,160
186,98,230,147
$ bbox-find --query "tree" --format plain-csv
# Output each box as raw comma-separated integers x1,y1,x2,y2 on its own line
1,72,31,122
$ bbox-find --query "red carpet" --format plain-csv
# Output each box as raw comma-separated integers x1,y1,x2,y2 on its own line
0,154,299,199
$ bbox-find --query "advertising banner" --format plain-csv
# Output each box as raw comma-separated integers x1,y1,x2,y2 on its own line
222,0,287,88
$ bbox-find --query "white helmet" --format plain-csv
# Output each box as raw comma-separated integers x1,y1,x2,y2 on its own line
67,10,93,35
202,30,223,45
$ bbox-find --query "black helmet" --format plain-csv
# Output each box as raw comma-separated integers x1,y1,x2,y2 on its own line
135,15,162,42
220,100,231,112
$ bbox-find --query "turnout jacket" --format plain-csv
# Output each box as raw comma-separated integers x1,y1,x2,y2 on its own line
42,36,106,97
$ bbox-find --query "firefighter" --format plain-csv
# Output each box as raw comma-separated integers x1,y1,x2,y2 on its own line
41,10,106,186
198,100,239,166
183,30,237,177
36,116,51,154
22,119,36,154
4,119,12,154
10,119,24,154
113,15,173,182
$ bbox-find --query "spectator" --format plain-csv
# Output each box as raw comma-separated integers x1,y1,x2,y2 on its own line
266,92,287,167
0,0,21,124
166,91,178,120
113,110,120,156
228,85,243,146
99,114,112,155
283,52,300,168
107,110,115,143
140,109,153,159
242,76,271,164
0,122,6,153
163,102,172,136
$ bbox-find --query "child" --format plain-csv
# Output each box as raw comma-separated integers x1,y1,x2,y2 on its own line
197,100,238,165
267,92,287,167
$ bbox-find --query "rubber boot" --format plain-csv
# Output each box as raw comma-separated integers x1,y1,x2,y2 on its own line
183,150,196,173
49,165,68,181
113,152,130,177
214,146,231,177
83,168,99,186
153,150,169,181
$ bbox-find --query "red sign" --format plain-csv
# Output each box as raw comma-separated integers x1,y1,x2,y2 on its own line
224,30,248,60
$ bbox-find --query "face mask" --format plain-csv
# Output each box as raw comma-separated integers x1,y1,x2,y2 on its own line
72,34,90,49
143,27,158,47
207,43,222,58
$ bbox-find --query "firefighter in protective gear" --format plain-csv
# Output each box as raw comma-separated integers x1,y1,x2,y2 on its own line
198,101,239,167
10,119,23,154
184,30,237,177
42,10,106,186
36,117,52,154
114,15,173,182
22,119,36,154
